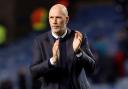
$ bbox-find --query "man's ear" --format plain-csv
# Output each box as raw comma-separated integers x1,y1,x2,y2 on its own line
66,16,69,24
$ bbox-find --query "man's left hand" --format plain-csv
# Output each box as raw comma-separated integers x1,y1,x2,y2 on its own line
73,31,83,53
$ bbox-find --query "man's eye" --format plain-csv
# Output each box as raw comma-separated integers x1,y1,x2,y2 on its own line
49,17,53,19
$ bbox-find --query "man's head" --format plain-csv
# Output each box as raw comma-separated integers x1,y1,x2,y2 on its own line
49,4,69,36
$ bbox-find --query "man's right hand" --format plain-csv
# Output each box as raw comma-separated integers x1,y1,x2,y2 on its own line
51,40,60,64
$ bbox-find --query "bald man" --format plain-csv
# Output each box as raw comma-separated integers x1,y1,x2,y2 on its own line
30,4,95,89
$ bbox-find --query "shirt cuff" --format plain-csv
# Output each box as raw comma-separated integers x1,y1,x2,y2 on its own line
50,58,56,65
76,52,82,57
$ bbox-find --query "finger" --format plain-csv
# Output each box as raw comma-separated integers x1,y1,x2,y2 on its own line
75,31,82,38
75,31,81,35
57,49,60,59
78,35,83,43
75,32,78,39
75,31,79,33
78,37,82,43
75,31,81,38
77,32,83,39
54,40,59,47
53,40,59,50
54,44,59,51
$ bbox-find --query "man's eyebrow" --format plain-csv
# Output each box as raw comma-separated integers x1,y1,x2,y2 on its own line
49,16,62,18
49,16,54,18
56,16,62,18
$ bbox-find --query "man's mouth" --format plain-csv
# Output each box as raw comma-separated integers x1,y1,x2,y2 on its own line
52,26,59,28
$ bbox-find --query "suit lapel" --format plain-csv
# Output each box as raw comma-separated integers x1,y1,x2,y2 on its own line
66,28,75,61
47,31,54,59
65,29,75,73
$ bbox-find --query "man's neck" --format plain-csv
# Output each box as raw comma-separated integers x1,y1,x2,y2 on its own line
56,30,65,36
52,29,67,39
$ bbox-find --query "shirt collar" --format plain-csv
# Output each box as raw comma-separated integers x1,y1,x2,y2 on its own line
52,29,67,39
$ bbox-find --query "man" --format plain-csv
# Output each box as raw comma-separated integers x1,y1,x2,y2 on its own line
30,4,95,89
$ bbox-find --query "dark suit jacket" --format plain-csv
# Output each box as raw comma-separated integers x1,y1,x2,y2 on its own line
30,28,95,89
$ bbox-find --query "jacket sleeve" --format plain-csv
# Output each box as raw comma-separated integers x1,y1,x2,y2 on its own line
77,34,96,73
30,39,57,79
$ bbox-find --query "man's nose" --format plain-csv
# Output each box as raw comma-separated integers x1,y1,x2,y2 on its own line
53,18,57,24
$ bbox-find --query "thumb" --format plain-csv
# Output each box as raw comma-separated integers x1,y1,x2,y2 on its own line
75,32,78,39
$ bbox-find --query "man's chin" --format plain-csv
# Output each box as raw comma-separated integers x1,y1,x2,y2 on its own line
52,29,60,33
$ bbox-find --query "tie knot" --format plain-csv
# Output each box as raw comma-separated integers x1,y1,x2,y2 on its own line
56,37,62,41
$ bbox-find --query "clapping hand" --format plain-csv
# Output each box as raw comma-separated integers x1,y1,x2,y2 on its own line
51,40,60,64
73,31,83,53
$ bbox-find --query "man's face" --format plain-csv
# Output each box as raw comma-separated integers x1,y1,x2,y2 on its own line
49,8,68,34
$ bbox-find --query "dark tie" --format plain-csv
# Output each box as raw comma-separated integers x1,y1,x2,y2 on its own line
58,38,67,72
54,37,72,89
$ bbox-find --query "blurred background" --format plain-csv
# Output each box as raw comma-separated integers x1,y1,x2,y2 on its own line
0,0,128,89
